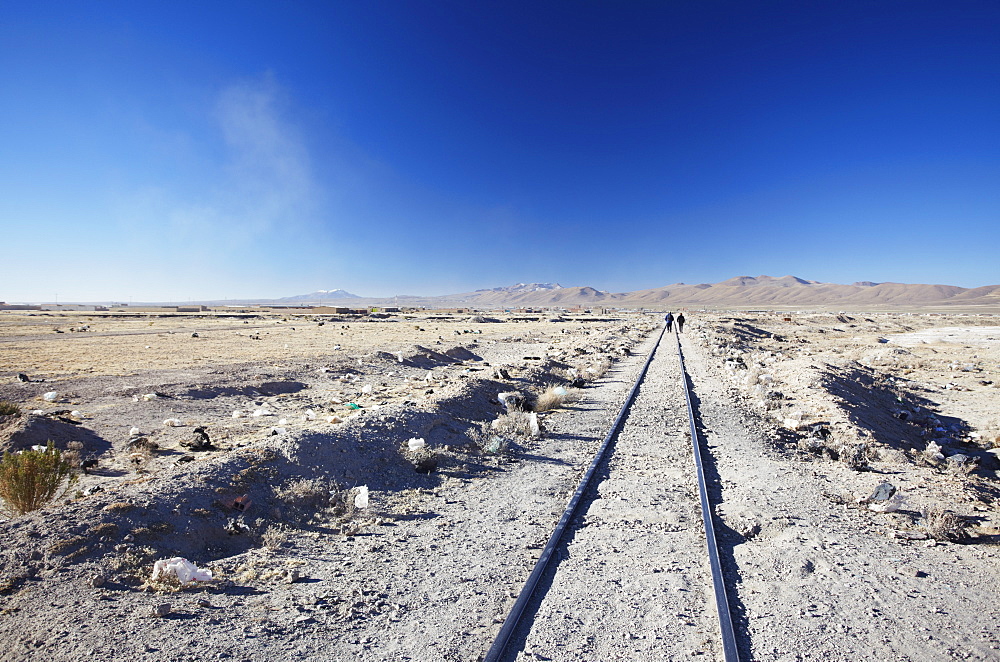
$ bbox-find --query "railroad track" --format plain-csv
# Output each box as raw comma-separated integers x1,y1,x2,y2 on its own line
484,324,740,661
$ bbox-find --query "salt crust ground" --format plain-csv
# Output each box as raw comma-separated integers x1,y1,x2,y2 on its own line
0,311,998,661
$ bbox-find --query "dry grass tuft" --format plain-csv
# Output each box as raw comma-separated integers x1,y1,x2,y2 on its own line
276,478,333,512
0,441,77,516
0,401,20,416
921,506,967,541
491,411,540,438
533,384,569,412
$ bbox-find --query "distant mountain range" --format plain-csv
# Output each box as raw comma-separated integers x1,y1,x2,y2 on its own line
276,289,361,302
274,275,1000,310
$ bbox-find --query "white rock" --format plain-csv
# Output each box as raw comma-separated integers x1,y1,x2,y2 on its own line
251,409,270,417
163,418,183,427
129,427,141,436
407,437,426,452
278,418,288,426
71,410,83,418
232,410,243,419
43,392,58,402
142,393,157,401
304,409,316,421
326,415,342,424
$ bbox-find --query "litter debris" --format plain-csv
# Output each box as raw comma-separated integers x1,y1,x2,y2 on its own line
151,557,213,583
498,392,527,412
354,485,369,509
528,412,540,438
232,495,252,512
346,403,361,410
484,436,508,454
181,426,213,451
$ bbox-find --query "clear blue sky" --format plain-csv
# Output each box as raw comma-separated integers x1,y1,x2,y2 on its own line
2,0,998,302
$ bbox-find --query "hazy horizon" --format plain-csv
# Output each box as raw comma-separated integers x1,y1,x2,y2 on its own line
2,2,998,302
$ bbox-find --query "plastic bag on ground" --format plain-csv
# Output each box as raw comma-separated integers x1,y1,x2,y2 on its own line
151,557,213,583
354,485,369,509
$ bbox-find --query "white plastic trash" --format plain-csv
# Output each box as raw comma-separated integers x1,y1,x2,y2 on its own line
407,437,426,452
151,557,213,583
354,485,369,509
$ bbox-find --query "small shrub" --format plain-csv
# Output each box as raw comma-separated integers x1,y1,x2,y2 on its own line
534,384,577,412
921,506,967,541
276,478,332,512
261,525,289,551
103,501,135,513
63,440,84,469
0,401,20,416
491,411,539,438
0,441,77,516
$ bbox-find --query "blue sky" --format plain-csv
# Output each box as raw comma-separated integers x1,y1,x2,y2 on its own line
1,1,998,302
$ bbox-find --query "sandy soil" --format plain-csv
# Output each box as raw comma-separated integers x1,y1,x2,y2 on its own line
0,310,998,661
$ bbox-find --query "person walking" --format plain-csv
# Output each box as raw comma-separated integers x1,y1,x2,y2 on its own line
664,312,674,332
676,312,686,333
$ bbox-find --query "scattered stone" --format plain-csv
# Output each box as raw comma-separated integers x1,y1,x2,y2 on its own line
196,598,213,608
150,603,172,618
284,569,300,584
88,574,106,588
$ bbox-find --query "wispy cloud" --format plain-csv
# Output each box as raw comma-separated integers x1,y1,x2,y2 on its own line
118,73,319,250
212,73,317,235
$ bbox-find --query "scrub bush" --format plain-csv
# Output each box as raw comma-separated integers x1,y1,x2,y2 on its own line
0,441,77,515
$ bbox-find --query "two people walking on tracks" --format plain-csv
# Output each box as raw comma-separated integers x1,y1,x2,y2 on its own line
664,312,686,333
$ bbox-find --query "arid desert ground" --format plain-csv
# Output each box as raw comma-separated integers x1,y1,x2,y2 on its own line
0,309,999,661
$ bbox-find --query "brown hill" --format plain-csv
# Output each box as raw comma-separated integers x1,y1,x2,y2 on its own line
284,276,1000,310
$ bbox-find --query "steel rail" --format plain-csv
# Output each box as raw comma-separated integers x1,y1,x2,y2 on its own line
674,331,741,662
483,324,666,662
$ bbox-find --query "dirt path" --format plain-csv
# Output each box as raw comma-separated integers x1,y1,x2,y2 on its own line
512,331,720,660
